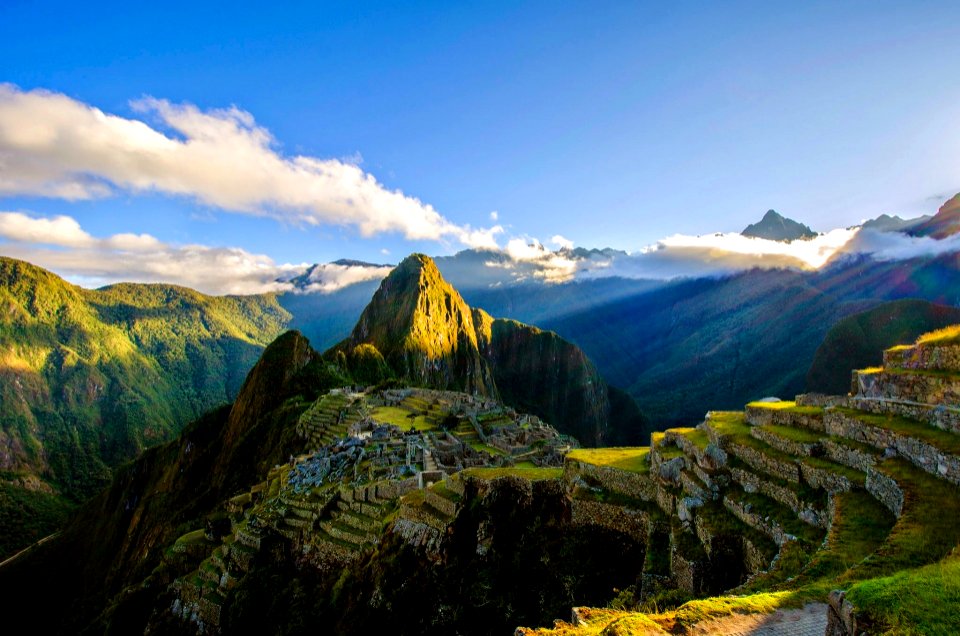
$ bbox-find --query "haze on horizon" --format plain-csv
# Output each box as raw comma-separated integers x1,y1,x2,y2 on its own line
1,1,960,293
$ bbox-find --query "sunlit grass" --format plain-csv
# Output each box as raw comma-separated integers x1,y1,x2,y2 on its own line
370,405,436,431
567,447,651,473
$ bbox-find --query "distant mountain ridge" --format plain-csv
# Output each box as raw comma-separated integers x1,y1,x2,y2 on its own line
742,209,817,241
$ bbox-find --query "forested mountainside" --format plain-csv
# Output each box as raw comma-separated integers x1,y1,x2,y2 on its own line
0,257,290,558
543,253,960,426
806,299,960,394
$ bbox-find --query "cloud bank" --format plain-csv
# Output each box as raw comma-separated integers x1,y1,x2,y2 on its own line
467,224,960,286
0,84,499,248
0,211,393,295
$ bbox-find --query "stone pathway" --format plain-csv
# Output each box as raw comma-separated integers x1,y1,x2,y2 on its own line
686,603,827,636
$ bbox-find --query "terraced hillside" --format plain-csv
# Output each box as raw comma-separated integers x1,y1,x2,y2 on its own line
521,328,960,635
158,387,578,631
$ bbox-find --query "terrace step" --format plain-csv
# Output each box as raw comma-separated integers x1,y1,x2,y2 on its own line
750,424,824,457
692,502,779,579
319,520,374,546
825,407,960,486
728,458,829,527
723,486,826,547
745,402,826,432
853,367,960,411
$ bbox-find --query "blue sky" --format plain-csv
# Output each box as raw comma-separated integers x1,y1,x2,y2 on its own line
1,1,959,291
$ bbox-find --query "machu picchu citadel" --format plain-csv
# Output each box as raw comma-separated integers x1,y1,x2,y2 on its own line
168,386,577,629
154,324,960,635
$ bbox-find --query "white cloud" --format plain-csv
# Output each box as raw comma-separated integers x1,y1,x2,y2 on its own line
0,211,309,295
475,227,868,285
293,262,393,294
837,227,960,262
489,210,499,221
0,85,499,247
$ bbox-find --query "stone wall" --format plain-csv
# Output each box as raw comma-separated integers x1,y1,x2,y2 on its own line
854,369,960,407
570,499,650,542
750,426,820,457
798,460,855,495
563,459,657,501
883,343,960,373
826,590,859,636
865,468,904,518
744,405,826,432
796,393,850,408
727,442,801,483
723,495,789,546
850,396,960,434
825,410,960,487
392,517,443,553
732,467,801,515
822,439,877,474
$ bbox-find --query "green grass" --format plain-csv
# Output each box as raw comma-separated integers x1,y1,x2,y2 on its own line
370,405,437,431
706,411,751,438
656,445,686,460
747,401,823,416
667,427,710,450
461,466,563,481
844,458,960,583
467,440,507,456
567,447,651,473
846,552,960,635
799,456,866,487
834,407,960,456
917,324,960,345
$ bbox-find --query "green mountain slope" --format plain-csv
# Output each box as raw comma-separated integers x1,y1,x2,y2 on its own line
806,299,960,394
0,257,290,558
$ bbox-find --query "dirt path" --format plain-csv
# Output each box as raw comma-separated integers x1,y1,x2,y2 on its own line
686,603,828,636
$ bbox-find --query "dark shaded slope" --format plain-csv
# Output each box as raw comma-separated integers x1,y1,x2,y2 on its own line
806,299,960,394
544,255,960,427
909,192,960,239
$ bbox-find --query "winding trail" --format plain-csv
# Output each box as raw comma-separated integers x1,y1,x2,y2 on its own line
686,603,828,636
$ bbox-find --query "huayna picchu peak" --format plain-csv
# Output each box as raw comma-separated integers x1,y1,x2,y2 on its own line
337,253,498,397
331,253,647,447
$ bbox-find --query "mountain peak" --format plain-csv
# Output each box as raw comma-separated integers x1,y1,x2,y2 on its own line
341,252,497,396
742,209,817,241
908,192,960,239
